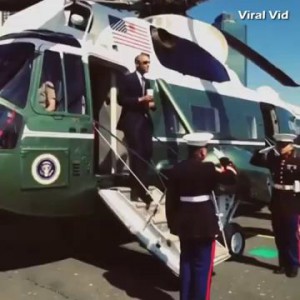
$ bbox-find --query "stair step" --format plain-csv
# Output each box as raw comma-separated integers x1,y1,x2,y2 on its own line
151,206,167,224
99,187,231,276
165,232,179,242
134,201,157,209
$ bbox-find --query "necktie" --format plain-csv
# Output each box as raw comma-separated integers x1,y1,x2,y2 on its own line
141,76,146,96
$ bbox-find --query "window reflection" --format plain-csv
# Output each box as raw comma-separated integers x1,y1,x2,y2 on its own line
0,104,23,149
0,43,34,108
246,116,257,139
276,107,296,134
295,119,300,135
64,53,87,115
39,51,64,112
191,105,220,133
161,97,186,136
38,51,87,115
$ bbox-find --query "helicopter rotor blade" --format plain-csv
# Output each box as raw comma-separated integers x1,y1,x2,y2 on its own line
220,29,300,87
0,0,43,11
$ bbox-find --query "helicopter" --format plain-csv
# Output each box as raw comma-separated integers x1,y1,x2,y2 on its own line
0,0,298,274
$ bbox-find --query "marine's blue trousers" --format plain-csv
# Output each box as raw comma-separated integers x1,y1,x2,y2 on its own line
271,211,300,269
179,238,215,300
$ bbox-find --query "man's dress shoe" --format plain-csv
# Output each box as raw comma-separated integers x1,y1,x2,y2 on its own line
285,267,298,278
273,266,285,274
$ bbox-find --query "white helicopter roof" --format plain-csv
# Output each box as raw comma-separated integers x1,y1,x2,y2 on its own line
256,86,295,113
0,0,66,36
286,103,300,118
0,0,295,118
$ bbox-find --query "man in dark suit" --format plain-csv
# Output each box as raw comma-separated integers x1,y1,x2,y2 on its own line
165,132,237,300
117,53,155,206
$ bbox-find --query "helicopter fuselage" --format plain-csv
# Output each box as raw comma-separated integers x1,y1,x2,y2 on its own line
0,0,296,216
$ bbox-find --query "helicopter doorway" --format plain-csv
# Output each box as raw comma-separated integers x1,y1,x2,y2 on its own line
260,102,279,140
88,57,128,178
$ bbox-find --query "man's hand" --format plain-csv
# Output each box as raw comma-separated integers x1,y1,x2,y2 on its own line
148,100,156,110
139,95,153,103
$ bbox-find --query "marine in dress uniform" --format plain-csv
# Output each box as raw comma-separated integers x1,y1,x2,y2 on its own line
165,133,237,300
250,133,300,278
117,53,155,207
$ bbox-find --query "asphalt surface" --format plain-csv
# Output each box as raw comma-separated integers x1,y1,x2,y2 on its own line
0,202,298,300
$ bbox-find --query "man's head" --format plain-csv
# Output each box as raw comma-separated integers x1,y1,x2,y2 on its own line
273,133,297,156
183,132,214,161
135,53,150,75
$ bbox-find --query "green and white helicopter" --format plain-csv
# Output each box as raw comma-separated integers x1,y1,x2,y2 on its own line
0,0,298,275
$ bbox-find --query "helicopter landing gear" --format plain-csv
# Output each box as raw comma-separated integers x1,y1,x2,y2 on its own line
214,193,246,257
224,222,245,256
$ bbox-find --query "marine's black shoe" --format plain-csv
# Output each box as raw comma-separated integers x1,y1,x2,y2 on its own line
273,266,285,274
142,194,153,210
285,267,298,278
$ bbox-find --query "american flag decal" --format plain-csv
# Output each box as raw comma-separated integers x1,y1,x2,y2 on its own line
108,15,151,53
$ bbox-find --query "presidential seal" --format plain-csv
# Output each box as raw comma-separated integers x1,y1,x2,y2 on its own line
31,154,61,185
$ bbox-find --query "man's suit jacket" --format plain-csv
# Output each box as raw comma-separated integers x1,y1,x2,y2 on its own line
117,72,152,133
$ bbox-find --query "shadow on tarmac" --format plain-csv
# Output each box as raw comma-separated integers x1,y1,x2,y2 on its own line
0,197,278,299
243,226,273,238
228,255,276,271
235,201,269,219
75,242,179,299
0,208,178,299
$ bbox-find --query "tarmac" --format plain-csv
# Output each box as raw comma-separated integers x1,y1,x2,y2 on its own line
0,202,298,300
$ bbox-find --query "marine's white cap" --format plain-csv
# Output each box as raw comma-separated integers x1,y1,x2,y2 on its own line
183,132,214,147
273,133,297,143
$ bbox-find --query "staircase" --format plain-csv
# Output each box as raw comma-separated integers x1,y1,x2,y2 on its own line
98,186,230,276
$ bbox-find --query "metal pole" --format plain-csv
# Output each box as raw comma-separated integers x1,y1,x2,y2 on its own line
110,72,117,174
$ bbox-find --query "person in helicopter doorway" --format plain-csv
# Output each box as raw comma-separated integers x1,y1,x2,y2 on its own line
165,132,238,300
38,59,61,112
117,52,156,208
250,133,300,278
38,80,57,112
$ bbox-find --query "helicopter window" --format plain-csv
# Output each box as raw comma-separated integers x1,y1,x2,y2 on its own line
191,106,220,133
223,97,265,141
161,96,187,136
151,27,230,82
64,54,87,115
246,116,258,139
0,43,34,108
295,119,300,135
39,51,65,112
275,107,297,134
260,104,277,139
0,104,23,149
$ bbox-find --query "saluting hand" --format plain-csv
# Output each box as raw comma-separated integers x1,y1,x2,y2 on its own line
219,157,231,167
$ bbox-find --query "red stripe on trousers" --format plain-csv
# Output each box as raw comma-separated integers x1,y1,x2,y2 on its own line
298,216,300,264
205,240,216,300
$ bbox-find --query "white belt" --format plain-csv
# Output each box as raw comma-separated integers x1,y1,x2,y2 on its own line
180,195,211,203
273,184,294,191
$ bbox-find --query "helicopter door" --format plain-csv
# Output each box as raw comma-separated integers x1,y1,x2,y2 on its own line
20,49,95,212
260,103,279,140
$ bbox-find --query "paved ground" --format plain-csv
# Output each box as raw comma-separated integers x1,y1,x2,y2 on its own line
0,201,298,300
